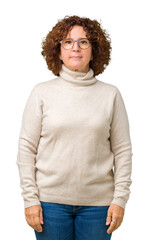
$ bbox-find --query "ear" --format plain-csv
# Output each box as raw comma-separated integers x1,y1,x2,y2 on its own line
59,53,62,60
59,53,63,63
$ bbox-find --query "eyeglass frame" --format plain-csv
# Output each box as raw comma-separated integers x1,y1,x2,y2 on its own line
60,38,92,50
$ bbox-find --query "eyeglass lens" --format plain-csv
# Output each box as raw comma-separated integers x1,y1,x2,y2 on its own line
61,38,90,49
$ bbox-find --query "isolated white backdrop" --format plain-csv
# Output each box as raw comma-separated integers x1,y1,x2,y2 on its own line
0,0,148,239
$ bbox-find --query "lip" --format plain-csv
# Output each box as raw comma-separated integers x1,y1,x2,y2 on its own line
70,56,82,58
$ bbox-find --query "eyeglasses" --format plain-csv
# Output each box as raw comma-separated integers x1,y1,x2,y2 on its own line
60,38,91,50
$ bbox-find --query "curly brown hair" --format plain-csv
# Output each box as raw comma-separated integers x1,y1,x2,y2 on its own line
41,15,112,76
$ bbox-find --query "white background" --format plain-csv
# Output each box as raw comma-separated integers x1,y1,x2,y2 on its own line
0,0,148,239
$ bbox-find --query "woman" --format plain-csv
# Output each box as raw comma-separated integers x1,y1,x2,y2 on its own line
16,15,133,240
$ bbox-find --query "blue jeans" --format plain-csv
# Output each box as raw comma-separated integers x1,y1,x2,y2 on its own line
34,201,112,240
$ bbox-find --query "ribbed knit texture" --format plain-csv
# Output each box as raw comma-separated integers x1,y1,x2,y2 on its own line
16,64,133,209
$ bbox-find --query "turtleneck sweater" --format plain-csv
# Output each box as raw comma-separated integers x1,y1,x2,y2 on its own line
16,64,133,209
59,64,96,86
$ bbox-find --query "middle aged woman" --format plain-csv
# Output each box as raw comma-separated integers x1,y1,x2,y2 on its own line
17,15,133,240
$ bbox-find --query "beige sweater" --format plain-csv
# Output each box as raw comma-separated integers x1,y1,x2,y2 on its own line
16,64,133,209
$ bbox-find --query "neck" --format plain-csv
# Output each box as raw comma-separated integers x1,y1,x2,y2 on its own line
59,64,97,86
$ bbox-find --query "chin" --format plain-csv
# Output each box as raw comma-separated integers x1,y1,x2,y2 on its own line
72,67,81,72
64,62,88,72
69,63,83,71
65,64,80,71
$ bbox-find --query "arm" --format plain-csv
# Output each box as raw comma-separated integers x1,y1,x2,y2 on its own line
110,88,133,209
16,84,42,209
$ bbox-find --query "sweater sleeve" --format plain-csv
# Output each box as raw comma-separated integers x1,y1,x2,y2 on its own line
16,84,42,209
110,88,133,209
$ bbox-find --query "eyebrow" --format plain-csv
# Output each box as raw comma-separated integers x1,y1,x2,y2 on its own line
65,37,88,40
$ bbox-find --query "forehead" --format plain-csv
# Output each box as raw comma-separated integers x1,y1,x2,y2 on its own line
66,26,87,38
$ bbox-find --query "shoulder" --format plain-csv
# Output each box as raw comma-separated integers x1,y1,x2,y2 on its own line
31,77,59,95
95,79,121,96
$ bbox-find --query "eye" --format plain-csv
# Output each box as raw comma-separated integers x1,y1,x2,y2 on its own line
64,39,72,44
80,40,88,44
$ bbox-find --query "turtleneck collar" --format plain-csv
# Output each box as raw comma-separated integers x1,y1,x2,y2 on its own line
59,64,97,86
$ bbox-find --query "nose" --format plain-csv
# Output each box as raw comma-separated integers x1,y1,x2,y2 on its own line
72,41,80,50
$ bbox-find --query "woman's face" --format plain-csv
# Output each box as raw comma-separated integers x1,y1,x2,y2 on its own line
59,25,93,73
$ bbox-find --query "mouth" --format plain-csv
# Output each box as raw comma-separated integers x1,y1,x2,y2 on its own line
70,56,82,59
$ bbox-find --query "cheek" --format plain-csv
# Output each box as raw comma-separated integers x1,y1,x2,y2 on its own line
83,50,92,60
60,48,71,60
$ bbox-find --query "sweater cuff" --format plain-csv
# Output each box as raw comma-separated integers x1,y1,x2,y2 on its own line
24,200,41,209
110,198,127,209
